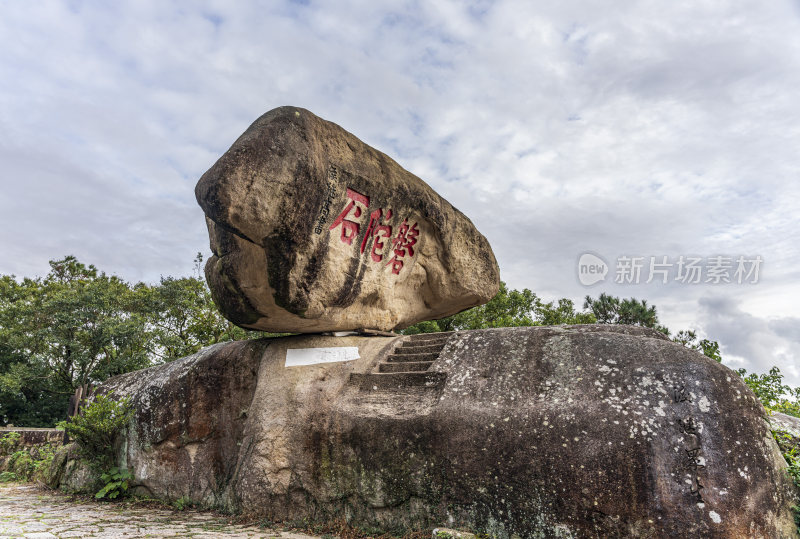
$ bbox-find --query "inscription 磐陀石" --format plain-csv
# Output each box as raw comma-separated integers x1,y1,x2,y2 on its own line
328,183,421,275
386,219,420,274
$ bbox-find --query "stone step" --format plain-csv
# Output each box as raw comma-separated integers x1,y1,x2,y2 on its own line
406,332,454,342
386,351,440,362
378,361,433,373
350,372,447,391
394,343,445,354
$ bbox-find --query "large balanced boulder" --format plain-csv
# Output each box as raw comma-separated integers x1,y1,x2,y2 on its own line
195,106,499,333
58,326,798,537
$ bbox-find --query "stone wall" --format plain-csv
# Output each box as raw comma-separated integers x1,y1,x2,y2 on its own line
0,428,62,448
0,428,63,480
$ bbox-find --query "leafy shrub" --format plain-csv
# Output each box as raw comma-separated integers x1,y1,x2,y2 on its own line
30,444,57,483
738,367,800,418
173,495,193,511
0,471,17,483
0,441,57,483
0,432,20,455
772,430,800,532
8,450,34,479
63,392,132,468
95,466,133,500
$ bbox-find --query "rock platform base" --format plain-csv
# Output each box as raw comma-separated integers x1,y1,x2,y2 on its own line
55,325,798,538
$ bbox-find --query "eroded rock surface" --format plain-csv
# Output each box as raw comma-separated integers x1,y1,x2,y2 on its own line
196,106,499,333
771,412,800,439
57,326,798,537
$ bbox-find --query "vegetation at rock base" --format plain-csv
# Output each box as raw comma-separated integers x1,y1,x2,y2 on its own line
172,495,194,511
0,431,20,454
735,362,800,529
58,391,137,499
0,431,58,484
771,428,800,529
61,391,132,469
95,466,133,499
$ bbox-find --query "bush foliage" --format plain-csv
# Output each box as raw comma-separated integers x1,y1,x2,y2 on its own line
95,466,133,499
63,392,132,468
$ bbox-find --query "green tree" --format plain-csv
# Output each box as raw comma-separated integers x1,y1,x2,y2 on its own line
403,283,596,334
582,293,620,324
535,298,597,326
136,273,268,362
136,277,231,361
700,339,722,362
29,257,152,390
671,330,722,362
0,255,273,426
583,293,660,328
737,366,800,418
135,254,272,361
0,257,151,425
402,282,537,334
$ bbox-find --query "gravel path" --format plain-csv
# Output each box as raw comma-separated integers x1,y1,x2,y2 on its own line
0,484,322,539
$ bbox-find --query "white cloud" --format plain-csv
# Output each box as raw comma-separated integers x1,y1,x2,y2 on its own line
697,295,800,383
1,0,799,383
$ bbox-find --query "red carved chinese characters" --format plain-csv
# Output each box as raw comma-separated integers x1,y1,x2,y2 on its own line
360,208,394,262
329,187,419,275
329,188,370,245
386,219,420,274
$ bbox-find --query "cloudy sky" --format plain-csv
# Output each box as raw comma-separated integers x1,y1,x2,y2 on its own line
1,1,799,385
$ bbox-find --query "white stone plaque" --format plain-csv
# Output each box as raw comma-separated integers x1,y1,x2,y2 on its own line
284,347,360,367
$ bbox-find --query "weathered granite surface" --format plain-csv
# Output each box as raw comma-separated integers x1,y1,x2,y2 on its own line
56,326,799,537
196,106,499,333
771,412,800,438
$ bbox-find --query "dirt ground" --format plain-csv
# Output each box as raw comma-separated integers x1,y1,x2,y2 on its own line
0,483,323,538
